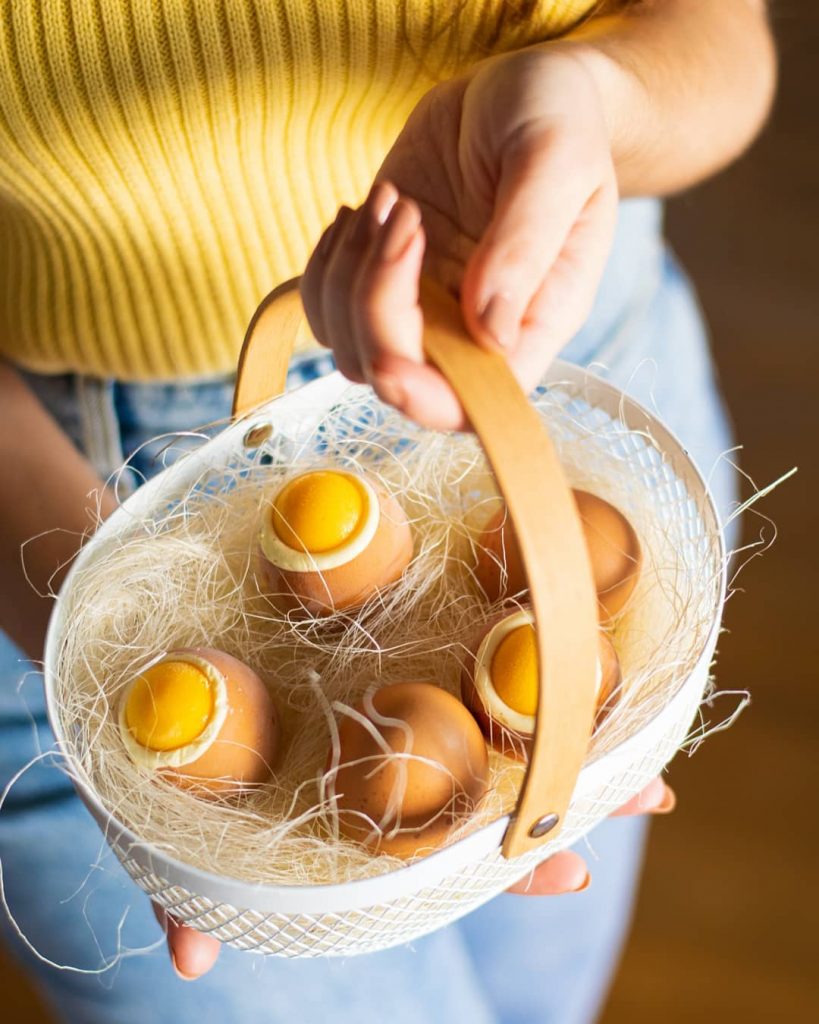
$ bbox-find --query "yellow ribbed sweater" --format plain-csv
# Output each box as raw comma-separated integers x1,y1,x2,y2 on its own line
0,1,593,380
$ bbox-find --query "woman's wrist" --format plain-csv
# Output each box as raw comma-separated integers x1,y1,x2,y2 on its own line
540,2,776,197
481,38,645,195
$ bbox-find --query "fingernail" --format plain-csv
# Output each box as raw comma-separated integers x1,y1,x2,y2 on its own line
654,786,677,814
369,181,397,226
170,952,196,982
571,872,592,893
371,371,407,409
378,200,421,262
350,185,397,249
479,293,517,349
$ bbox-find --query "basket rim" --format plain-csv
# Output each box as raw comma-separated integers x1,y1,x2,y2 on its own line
42,360,727,912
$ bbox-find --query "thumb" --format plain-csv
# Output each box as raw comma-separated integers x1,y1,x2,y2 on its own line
461,128,593,353
153,902,221,981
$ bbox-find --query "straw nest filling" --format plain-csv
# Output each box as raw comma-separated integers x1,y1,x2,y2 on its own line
52,379,722,887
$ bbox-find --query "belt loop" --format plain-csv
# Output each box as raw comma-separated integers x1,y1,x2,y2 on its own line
74,375,126,484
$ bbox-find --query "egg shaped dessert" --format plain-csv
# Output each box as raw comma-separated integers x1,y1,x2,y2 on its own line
118,647,279,795
330,682,490,858
259,469,413,615
475,490,641,621
461,609,621,761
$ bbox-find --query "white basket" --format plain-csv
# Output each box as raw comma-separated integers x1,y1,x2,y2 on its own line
44,349,725,959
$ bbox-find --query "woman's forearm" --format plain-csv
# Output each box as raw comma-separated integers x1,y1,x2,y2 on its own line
561,0,777,195
0,362,116,660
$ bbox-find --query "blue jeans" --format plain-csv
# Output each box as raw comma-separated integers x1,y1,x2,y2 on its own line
0,199,736,1024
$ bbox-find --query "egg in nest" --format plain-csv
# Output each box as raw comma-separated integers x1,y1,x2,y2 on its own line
329,682,489,858
118,647,279,795
259,469,413,614
461,609,621,761
475,489,641,622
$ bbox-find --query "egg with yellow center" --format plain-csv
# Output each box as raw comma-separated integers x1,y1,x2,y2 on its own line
475,490,642,622
259,469,413,614
461,609,621,761
118,647,280,795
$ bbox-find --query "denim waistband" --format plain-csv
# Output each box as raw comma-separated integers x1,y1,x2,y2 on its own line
19,198,664,481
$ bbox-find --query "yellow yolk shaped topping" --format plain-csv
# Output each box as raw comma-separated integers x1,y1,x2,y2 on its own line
125,660,214,752
271,471,366,554
490,623,538,717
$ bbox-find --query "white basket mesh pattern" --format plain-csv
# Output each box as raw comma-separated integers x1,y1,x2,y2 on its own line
49,366,723,958
111,666,700,958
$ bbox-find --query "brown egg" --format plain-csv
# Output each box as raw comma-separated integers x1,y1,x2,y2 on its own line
330,682,489,858
460,609,621,762
119,647,280,796
475,490,641,621
259,469,413,615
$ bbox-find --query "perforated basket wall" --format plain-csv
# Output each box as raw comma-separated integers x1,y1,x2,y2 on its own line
44,362,725,958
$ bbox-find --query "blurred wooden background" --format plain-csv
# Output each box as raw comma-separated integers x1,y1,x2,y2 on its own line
602,2,818,1020
2,2,817,1021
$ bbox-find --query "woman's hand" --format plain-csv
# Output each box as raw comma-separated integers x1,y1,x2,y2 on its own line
300,0,775,431
301,47,618,431
153,775,675,979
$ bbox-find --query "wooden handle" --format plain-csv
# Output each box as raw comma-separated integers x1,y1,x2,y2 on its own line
232,278,599,859
232,278,308,418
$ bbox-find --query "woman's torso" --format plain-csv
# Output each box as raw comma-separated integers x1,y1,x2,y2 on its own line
0,0,595,380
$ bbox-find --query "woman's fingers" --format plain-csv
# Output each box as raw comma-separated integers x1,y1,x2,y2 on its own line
496,175,618,396
368,355,466,431
302,148,615,429
460,129,596,354
611,777,676,817
352,196,425,374
302,188,470,429
352,196,460,422
506,778,674,897
301,183,397,383
507,850,590,896
325,182,399,382
301,205,353,348
152,902,221,981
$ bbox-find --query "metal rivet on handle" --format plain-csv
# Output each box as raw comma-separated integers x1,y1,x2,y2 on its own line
529,813,559,839
243,423,273,448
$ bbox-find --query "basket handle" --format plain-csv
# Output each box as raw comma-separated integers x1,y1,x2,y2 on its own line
233,277,599,859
